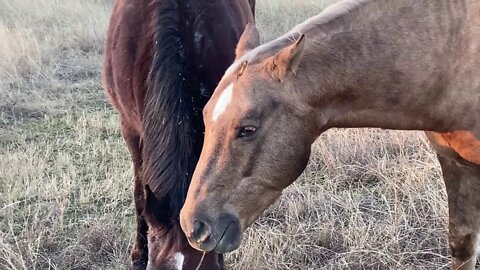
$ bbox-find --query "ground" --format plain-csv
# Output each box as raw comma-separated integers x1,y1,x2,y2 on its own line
0,0,461,269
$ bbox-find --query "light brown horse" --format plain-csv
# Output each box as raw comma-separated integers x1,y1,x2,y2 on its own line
103,0,254,269
179,0,480,269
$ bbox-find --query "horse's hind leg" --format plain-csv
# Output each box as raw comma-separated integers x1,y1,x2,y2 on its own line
437,155,480,270
122,127,148,270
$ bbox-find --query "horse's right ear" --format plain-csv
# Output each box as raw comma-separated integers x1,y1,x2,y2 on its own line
144,185,153,202
143,184,165,227
235,23,260,60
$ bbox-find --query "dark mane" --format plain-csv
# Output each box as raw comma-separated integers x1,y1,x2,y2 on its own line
141,0,203,230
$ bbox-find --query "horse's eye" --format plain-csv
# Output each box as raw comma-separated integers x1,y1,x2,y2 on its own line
237,126,257,138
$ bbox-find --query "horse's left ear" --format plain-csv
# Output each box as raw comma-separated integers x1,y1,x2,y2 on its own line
269,34,306,82
236,23,260,60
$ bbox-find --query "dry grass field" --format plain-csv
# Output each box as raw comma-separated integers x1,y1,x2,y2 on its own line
0,0,466,269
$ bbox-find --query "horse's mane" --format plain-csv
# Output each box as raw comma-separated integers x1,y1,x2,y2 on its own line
141,0,203,232
224,0,371,77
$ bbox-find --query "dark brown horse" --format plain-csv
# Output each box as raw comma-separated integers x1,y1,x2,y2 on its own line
103,0,254,269
180,0,480,269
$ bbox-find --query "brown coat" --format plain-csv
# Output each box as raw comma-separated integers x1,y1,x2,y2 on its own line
103,0,254,269
180,1,480,269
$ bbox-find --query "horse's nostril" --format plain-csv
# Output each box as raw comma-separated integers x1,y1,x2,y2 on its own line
193,219,211,244
193,220,203,233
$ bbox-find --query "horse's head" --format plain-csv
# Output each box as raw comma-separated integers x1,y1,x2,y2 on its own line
143,186,224,269
180,26,317,253
145,234,223,270
145,237,222,270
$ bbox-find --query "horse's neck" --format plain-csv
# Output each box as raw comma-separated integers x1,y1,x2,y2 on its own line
295,0,479,134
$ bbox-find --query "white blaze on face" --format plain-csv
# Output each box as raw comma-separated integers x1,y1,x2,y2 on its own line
212,83,234,122
174,252,184,270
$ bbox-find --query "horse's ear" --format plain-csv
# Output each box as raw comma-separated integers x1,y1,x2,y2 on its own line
236,23,260,60
143,184,154,214
268,35,306,82
142,184,167,227
144,184,152,200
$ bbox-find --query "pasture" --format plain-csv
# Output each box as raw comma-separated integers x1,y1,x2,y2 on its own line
0,0,456,269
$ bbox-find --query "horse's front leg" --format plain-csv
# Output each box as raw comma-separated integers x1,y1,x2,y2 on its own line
122,128,149,270
437,155,480,270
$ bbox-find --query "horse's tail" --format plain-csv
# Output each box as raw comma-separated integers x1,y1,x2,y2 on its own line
141,0,200,228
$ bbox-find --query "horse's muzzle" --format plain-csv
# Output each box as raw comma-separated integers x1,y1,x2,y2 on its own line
180,211,242,253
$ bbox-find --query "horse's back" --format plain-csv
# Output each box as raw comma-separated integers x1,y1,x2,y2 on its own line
103,0,255,135
103,0,152,135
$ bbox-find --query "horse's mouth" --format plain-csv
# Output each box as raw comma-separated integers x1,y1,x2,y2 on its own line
182,212,242,253
212,221,242,253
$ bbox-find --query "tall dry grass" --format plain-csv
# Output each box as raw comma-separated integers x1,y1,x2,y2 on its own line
0,0,464,269
0,0,111,120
